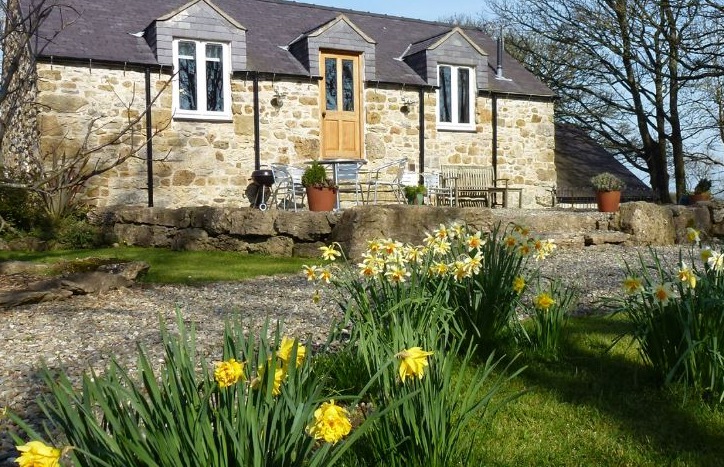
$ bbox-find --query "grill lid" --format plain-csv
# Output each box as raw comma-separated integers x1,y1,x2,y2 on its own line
251,169,274,186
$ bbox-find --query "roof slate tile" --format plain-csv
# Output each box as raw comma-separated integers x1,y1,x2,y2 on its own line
29,0,553,96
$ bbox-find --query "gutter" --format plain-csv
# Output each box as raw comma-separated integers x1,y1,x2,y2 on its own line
145,66,154,207
418,86,425,183
491,94,498,183
253,71,260,170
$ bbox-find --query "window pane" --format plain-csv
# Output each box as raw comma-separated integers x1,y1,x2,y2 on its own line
438,66,451,123
178,41,197,111
325,58,338,111
206,44,224,112
342,59,354,111
458,68,470,124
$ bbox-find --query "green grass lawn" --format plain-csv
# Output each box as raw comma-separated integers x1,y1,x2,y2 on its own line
0,247,317,283
3,248,723,464
470,315,724,466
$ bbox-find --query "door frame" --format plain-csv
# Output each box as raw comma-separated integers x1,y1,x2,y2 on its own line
319,50,363,159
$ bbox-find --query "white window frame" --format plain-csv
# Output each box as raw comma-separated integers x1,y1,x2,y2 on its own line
436,64,476,131
172,39,232,121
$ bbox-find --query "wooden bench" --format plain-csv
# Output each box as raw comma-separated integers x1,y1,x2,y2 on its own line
440,165,497,207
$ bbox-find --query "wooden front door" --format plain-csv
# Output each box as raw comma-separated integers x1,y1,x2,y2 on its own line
320,52,361,158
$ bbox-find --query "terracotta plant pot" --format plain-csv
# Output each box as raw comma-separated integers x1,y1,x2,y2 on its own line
306,186,337,211
688,193,711,203
595,190,621,212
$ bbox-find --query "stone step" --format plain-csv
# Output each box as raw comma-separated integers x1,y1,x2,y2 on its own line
535,230,634,249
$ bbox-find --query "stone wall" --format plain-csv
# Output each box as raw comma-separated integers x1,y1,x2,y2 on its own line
30,62,555,210
89,201,724,261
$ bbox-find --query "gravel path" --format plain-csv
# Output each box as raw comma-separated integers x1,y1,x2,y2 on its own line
0,244,691,463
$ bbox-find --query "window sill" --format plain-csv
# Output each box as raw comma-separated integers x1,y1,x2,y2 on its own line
436,123,476,132
173,111,233,123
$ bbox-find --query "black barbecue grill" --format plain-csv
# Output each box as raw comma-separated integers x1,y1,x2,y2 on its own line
250,169,275,210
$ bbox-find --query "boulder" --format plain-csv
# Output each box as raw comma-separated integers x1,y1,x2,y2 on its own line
275,210,341,241
0,261,51,275
0,261,149,308
329,205,494,260
670,204,712,243
617,201,675,245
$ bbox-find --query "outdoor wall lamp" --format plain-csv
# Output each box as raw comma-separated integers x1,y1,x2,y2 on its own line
272,89,287,108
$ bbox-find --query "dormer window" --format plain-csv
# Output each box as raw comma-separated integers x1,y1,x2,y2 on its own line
172,39,232,120
437,64,475,131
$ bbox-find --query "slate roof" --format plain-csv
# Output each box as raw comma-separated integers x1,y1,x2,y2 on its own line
32,0,554,97
555,123,651,192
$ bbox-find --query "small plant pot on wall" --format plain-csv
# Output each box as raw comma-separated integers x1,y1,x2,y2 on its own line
590,172,625,212
306,186,337,212
688,193,711,203
404,185,427,205
595,190,621,212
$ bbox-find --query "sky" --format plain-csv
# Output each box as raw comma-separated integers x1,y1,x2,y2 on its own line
299,0,489,22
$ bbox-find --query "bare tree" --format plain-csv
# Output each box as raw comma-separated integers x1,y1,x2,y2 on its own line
489,0,724,202
0,0,171,232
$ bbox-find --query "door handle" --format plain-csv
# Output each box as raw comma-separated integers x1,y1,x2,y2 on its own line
322,111,326,117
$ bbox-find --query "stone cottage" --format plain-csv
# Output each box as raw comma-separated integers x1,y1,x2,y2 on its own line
7,0,556,209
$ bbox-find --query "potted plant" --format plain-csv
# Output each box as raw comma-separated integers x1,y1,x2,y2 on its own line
302,161,337,211
404,184,427,205
590,172,625,212
689,178,712,203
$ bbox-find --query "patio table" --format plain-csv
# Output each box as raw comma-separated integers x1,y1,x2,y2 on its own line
308,158,367,209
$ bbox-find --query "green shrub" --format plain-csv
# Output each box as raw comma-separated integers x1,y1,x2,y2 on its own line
611,241,724,402
347,313,523,467
0,185,43,233
10,315,389,466
524,278,578,359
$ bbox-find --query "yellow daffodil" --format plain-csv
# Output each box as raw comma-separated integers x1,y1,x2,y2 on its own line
701,248,713,264
686,227,701,245
512,276,526,294
319,245,342,261
464,252,483,275
622,276,644,295
652,282,675,306
404,245,424,264
383,239,402,256
504,235,518,249
358,262,378,279
251,363,286,396
277,336,306,368
517,243,531,256
396,347,434,382
450,222,464,239
318,268,332,284
385,265,410,284
533,292,555,310
707,251,724,272
466,231,485,251
423,233,437,247
15,440,63,467
678,263,697,289
306,400,352,444
434,224,449,240
533,239,557,261
302,265,318,281
214,358,246,389
367,239,382,254
431,238,452,255
513,224,530,237
429,261,450,276
453,260,468,281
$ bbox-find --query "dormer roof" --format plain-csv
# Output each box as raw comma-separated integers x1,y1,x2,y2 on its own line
27,0,554,97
